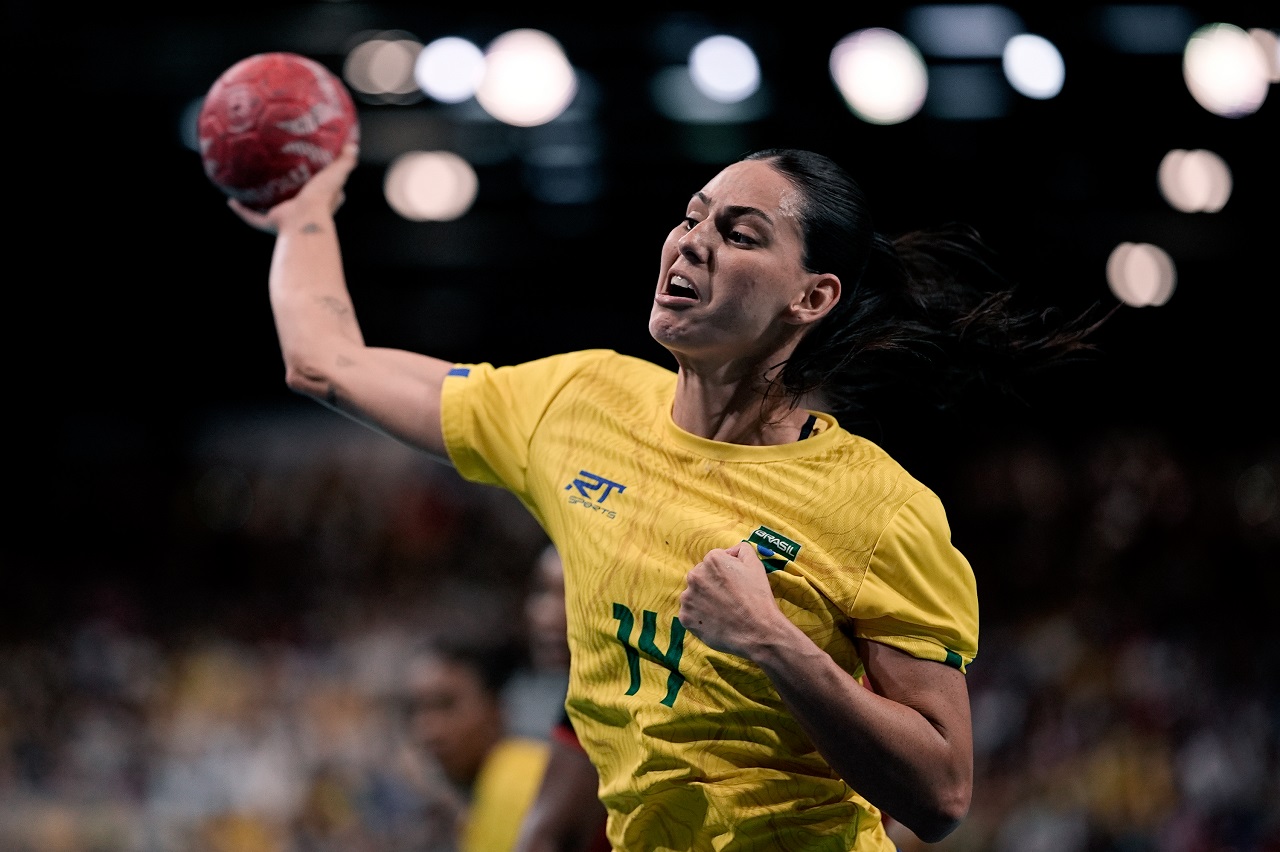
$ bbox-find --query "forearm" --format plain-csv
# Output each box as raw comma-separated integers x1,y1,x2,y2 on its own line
268,203,365,401
749,621,971,841
262,199,453,456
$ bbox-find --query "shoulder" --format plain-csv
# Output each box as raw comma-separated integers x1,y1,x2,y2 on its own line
475,349,673,383
531,349,677,402
828,426,930,496
821,429,954,541
570,349,675,379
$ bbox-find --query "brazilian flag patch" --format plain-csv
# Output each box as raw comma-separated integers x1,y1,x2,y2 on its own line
745,526,802,573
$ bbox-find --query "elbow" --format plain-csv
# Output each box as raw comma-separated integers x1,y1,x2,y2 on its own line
900,781,971,844
282,352,336,402
908,814,965,845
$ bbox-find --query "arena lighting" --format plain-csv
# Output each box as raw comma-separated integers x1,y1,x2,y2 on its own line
1158,149,1232,213
1183,22,1271,117
384,150,478,222
829,28,928,125
1251,28,1280,82
1106,242,1177,307
415,36,485,104
1003,34,1066,99
343,30,423,105
474,29,577,127
687,34,760,104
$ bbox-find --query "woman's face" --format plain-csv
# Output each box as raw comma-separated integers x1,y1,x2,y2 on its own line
649,159,818,368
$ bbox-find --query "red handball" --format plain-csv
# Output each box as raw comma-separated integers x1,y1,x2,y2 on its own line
197,52,359,212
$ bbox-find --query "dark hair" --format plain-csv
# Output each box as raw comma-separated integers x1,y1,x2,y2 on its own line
414,632,526,697
742,148,1113,423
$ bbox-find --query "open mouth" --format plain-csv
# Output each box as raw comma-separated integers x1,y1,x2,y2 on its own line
667,274,697,299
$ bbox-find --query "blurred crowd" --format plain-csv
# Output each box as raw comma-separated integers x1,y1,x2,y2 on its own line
2,410,1277,851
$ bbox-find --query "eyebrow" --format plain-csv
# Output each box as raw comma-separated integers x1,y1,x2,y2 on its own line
692,191,774,224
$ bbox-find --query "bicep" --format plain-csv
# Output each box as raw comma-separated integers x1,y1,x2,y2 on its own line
858,639,972,748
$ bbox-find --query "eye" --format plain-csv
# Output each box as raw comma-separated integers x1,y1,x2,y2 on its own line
727,229,756,246
682,215,698,230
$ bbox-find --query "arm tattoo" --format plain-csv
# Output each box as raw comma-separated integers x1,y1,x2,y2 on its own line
301,222,323,234
319,296,351,317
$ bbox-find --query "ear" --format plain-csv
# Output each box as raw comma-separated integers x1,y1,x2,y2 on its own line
784,272,841,325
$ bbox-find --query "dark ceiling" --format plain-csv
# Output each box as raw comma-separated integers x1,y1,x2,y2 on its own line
10,1,1278,483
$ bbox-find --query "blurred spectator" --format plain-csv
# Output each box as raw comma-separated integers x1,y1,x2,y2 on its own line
504,543,573,743
509,545,611,852
2,421,1278,851
513,710,611,852
403,634,550,852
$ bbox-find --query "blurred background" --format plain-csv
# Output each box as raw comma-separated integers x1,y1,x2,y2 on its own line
5,2,1278,850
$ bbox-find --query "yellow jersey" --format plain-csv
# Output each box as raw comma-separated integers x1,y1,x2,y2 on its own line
442,349,978,852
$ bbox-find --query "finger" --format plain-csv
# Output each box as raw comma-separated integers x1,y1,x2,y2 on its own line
330,143,359,177
227,198,273,231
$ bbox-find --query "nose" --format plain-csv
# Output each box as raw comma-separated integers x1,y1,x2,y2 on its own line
677,220,711,264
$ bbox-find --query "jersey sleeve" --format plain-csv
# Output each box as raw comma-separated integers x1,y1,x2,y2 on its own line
440,350,607,498
852,489,979,672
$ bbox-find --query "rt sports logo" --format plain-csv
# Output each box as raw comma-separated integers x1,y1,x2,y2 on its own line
565,470,626,520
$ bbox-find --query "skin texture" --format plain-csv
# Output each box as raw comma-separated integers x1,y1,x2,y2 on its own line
231,143,974,842
650,160,841,446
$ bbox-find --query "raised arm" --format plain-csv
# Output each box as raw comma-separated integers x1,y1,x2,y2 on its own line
678,542,973,842
229,144,453,460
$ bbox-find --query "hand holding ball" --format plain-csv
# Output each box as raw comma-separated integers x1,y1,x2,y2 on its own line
197,52,359,212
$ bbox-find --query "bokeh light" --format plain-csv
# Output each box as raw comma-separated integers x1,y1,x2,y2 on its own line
829,28,928,125
1158,148,1232,213
475,29,577,127
344,30,424,105
688,35,760,104
1183,22,1271,118
1106,242,1177,307
415,36,485,103
1003,33,1065,99
384,151,478,221
1250,28,1280,82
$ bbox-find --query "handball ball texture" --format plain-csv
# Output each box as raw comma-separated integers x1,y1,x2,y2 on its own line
198,52,359,212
